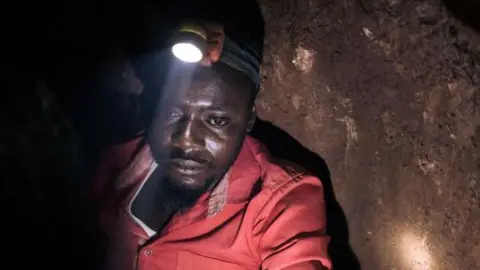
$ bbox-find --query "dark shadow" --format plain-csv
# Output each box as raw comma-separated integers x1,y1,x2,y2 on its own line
443,0,480,33
251,118,361,270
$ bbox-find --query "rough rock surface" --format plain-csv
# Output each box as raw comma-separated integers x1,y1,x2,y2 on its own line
9,0,478,269
256,0,479,269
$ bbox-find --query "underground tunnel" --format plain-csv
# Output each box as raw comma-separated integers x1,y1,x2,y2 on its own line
2,0,479,269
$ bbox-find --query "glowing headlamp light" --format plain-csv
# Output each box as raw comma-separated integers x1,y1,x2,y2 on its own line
171,24,208,63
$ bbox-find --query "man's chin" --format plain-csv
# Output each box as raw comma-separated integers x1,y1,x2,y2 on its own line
166,168,209,188
168,176,207,193
162,174,211,209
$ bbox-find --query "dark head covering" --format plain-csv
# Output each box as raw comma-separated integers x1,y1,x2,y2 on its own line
165,0,265,89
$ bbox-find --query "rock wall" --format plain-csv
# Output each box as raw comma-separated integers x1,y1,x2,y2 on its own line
256,0,479,269
15,0,478,269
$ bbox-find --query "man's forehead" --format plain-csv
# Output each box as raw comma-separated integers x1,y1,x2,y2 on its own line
195,63,252,88
172,66,250,101
181,78,239,108
191,76,223,91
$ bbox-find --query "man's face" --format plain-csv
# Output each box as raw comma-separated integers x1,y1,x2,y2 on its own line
149,63,254,196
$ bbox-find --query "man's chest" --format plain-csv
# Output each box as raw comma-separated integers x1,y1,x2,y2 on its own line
126,205,261,270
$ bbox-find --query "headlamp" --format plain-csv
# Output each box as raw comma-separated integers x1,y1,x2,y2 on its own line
171,23,208,63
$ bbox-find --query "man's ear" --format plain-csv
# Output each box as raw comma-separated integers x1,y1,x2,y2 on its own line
246,106,256,132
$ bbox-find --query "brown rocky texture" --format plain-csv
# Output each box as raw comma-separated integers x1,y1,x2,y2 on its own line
13,0,478,269
255,0,479,269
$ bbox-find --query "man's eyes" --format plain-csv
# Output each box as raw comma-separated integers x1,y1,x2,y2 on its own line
163,108,231,128
206,116,230,128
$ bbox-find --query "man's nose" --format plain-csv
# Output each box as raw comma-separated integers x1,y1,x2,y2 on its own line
171,118,204,150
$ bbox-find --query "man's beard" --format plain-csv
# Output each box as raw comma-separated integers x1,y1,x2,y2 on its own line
130,167,214,231
145,132,246,217
149,148,242,215
158,163,231,214
158,175,210,213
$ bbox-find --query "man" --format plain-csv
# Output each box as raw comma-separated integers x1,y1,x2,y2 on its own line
93,15,331,270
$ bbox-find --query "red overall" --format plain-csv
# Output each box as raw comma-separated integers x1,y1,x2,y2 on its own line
94,136,331,270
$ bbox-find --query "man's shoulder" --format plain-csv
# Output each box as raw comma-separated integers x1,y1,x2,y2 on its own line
261,157,312,192
244,136,323,199
244,137,327,242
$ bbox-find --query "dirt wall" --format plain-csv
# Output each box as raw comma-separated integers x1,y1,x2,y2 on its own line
256,0,479,269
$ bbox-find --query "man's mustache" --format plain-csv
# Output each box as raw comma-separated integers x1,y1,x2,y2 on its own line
167,148,212,166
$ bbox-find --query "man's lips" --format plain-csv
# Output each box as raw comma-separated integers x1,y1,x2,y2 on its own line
169,158,208,175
